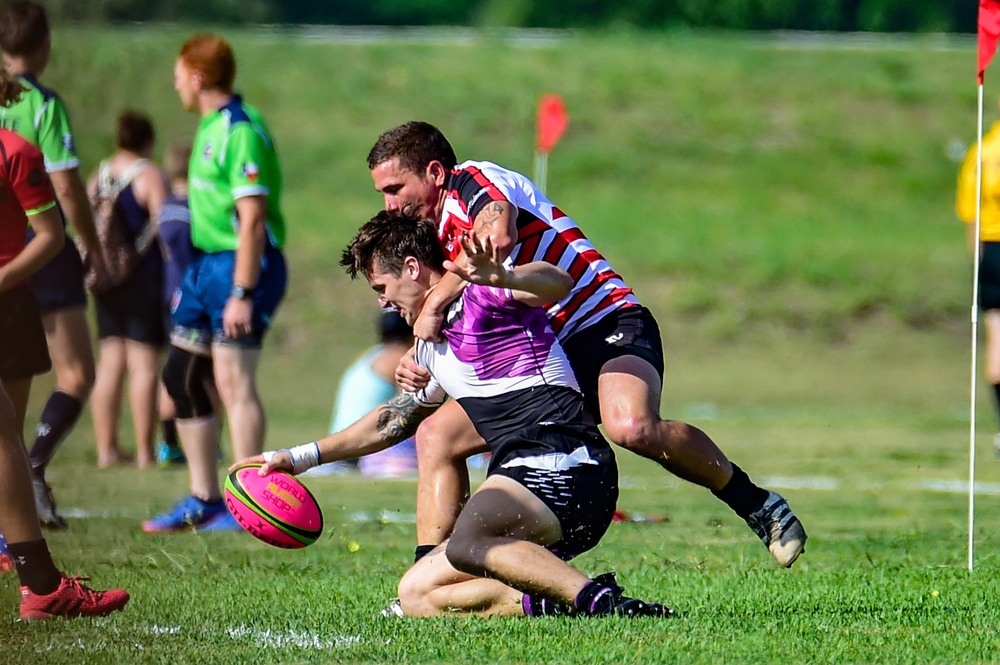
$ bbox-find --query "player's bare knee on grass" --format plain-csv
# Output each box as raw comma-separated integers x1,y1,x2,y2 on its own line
397,560,443,617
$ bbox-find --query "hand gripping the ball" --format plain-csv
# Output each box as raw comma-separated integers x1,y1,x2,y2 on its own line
232,442,320,477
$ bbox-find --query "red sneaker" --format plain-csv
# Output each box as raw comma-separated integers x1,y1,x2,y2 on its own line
19,575,130,621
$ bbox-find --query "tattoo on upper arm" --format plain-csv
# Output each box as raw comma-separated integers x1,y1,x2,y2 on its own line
375,393,436,445
475,201,508,232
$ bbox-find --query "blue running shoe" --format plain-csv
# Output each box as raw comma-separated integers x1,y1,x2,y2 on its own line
0,532,12,573
156,441,186,467
142,495,227,533
197,510,242,532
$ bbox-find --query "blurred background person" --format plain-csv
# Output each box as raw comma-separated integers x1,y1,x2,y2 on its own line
957,102,1000,456
309,310,418,478
0,72,127,622
155,142,222,467
87,110,168,470
143,33,287,533
0,0,104,530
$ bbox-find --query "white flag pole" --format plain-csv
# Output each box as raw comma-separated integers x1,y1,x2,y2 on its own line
969,82,986,572
534,151,549,195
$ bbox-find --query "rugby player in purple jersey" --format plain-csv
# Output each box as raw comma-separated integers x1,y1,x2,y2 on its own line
236,210,672,619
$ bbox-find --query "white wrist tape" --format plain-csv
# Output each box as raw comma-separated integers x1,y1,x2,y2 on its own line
285,441,321,474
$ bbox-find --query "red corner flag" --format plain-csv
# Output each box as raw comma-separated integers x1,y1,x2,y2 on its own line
980,0,1000,84
536,94,569,154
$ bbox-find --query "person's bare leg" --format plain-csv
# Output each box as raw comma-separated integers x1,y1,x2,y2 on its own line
125,340,162,468
597,355,732,489
0,378,44,544
1,379,130,618
41,307,95,402
29,307,95,476
982,310,1000,453
446,475,589,599
412,400,489,548
91,337,128,468
212,345,263,462
177,416,222,501
397,545,524,617
399,476,584,617
598,354,805,567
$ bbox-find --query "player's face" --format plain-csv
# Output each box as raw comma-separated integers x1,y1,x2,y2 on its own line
174,59,199,112
371,158,441,219
367,261,426,326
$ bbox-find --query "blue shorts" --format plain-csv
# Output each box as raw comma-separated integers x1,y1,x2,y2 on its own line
26,229,87,314
170,247,287,352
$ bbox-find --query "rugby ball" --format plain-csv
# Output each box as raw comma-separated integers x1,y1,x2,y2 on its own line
224,464,323,549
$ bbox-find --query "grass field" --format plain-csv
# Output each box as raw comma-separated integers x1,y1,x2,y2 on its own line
1,25,998,663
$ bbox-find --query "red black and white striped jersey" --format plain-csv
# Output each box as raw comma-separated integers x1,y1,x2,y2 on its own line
439,160,639,340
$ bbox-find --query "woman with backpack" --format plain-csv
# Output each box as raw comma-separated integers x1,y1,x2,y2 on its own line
87,110,169,470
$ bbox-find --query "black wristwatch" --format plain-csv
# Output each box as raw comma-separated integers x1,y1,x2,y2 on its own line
230,284,256,300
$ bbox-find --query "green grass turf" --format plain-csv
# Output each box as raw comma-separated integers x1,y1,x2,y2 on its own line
1,26,998,663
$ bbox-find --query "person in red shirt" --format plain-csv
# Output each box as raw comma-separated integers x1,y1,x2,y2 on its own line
0,70,129,621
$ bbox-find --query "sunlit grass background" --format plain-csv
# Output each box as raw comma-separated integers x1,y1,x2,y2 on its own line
0,26,997,663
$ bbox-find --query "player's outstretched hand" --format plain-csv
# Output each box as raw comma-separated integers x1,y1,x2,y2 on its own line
444,233,509,287
229,451,294,476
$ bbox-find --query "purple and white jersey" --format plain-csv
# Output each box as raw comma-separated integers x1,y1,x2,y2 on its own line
411,283,594,446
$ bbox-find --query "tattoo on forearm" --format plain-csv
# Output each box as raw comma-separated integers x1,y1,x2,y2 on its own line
375,393,435,445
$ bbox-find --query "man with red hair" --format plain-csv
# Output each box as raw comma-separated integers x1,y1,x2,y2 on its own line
144,34,288,533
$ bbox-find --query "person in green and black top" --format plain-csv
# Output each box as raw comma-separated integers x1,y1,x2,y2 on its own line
143,33,288,534
0,0,106,530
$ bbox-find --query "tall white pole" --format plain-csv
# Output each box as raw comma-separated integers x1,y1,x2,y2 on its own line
534,151,548,195
969,82,986,572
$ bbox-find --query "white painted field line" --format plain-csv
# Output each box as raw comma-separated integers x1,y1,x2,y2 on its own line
146,623,361,650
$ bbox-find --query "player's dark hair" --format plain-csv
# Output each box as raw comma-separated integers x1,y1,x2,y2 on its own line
0,1,48,57
341,210,445,281
367,121,457,174
115,110,154,153
178,33,236,91
0,69,23,107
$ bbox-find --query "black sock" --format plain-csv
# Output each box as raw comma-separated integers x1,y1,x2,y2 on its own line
712,463,770,520
161,419,179,448
522,594,575,616
574,578,616,616
8,539,61,595
28,391,83,473
414,544,436,563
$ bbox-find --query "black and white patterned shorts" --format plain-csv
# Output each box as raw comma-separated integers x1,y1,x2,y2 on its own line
489,425,619,561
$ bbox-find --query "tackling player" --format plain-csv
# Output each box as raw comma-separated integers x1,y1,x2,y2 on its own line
367,121,807,568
